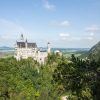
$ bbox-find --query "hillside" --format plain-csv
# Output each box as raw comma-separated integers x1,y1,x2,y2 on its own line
0,46,14,50
88,41,100,61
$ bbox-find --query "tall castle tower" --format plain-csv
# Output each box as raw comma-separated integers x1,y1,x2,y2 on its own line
47,42,51,54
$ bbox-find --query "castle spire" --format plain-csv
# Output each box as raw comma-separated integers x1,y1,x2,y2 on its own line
25,38,27,43
20,34,24,40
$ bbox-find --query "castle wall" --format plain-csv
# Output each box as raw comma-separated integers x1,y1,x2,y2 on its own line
14,47,48,64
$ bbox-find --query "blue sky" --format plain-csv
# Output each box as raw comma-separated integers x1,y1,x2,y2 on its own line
0,0,100,48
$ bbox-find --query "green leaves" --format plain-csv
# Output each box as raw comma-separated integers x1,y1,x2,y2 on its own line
0,53,100,99
0,56,60,100
53,54,100,99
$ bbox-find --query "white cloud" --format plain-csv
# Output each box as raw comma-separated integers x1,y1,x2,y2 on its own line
59,33,70,37
89,32,94,36
60,21,70,27
86,25,100,33
59,33,82,41
59,32,94,42
70,37,82,41
43,0,55,11
85,37,93,40
84,31,95,40
59,33,70,41
50,20,70,27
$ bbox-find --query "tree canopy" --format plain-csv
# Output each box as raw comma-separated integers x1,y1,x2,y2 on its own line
0,54,100,100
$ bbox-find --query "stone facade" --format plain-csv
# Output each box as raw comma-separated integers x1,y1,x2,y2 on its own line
14,34,50,64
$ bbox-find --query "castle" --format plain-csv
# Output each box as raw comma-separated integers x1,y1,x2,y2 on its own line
14,34,50,64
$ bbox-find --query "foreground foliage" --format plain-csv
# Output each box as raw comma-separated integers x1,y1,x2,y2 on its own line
53,54,100,100
0,54,100,100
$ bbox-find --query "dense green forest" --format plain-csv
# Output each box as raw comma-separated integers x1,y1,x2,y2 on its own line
0,53,100,100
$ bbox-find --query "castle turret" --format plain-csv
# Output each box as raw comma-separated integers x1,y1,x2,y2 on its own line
25,39,28,48
47,42,51,54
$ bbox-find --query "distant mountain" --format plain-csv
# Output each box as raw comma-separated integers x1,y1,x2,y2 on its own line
52,48,89,52
87,41,100,61
0,46,14,50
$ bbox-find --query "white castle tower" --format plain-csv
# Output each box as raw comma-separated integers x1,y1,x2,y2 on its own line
47,42,51,54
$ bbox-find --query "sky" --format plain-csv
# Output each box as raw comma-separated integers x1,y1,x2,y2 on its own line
0,0,100,48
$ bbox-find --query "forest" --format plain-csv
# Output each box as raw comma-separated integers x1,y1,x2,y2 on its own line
0,53,100,100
